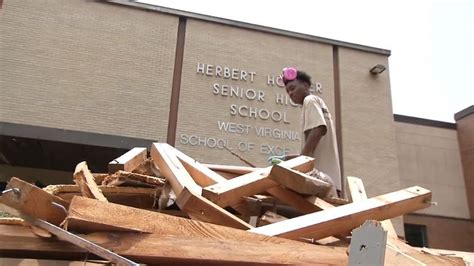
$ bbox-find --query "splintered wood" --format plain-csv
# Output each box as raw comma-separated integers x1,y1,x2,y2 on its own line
73,162,108,202
0,143,465,265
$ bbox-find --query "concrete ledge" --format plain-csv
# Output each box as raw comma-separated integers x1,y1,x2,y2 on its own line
454,105,474,121
0,122,157,150
394,114,456,130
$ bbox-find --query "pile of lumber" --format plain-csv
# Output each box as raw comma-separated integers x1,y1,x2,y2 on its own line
0,143,465,265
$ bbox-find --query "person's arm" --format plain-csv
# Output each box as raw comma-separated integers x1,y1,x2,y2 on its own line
301,125,327,156
280,125,327,161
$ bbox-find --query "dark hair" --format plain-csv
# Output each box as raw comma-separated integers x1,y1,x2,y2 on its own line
283,70,312,86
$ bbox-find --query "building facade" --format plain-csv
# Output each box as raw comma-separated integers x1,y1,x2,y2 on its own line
0,0,472,251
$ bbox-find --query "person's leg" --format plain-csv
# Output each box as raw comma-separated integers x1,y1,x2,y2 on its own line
307,168,337,198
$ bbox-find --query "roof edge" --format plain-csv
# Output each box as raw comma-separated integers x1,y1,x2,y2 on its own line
394,114,456,129
105,0,391,56
454,105,474,121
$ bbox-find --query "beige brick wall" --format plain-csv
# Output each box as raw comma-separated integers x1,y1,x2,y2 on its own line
176,19,335,167
396,122,470,219
338,48,401,197
0,0,177,141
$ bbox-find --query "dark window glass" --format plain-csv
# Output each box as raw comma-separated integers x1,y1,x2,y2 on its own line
404,223,428,247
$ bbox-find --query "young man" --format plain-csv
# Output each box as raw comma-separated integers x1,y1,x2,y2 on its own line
270,67,341,197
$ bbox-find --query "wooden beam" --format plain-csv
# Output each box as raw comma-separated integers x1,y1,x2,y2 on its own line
249,186,432,240
202,164,261,175
0,177,69,226
153,144,251,226
347,176,398,237
259,189,351,240
176,187,253,230
64,196,293,245
345,177,442,265
150,143,202,196
266,186,324,213
269,164,331,196
202,156,315,207
385,238,466,265
0,258,108,266
73,162,108,202
167,144,229,187
166,144,260,218
0,224,91,260
0,223,349,265
81,231,349,265
1,224,461,266
15,211,139,265
108,147,147,174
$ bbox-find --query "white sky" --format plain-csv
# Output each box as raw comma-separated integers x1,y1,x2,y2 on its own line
141,0,473,122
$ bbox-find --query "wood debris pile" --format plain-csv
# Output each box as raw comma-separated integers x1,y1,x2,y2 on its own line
0,143,465,265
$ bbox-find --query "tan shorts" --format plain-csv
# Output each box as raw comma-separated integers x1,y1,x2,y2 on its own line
307,168,337,198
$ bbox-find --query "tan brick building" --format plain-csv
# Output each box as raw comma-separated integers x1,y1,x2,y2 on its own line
1,0,472,251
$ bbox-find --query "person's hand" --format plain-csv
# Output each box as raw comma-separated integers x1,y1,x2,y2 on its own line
267,155,286,165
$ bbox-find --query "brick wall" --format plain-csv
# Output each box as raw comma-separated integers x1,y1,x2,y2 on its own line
338,48,401,197
0,0,177,141
396,122,470,219
176,18,335,167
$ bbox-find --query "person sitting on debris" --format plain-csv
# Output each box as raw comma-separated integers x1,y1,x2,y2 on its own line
268,67,341,198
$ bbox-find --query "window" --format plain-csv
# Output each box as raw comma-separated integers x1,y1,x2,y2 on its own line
404,223,428,247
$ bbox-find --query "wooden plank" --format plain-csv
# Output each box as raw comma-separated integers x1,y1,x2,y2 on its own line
43,184,160,209
306,195,337,210
267,193,350,238
202,156,315,207
176,187,253,230
168,144,229,187
73,162,108,202
0,177,69,226
0,224,348,266
44,185,158,196
266,186,324,213
347,176,369,202
256,189,351,240
249,186,432,240
0,224,92,260
82,231,349,265
102,171,165,187
166,144,260,218
0,224,462,266
108,147,147,174
0,258,109,265
269,164,331,196
347,176,398,237
14,211,138,265
64,196,295,245
202,163,261,175
345,176,429,266
386,239,466,265
150,143,202,196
